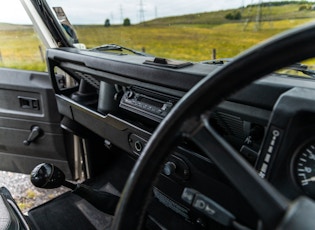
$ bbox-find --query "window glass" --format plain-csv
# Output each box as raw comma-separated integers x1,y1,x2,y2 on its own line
0,0,46,71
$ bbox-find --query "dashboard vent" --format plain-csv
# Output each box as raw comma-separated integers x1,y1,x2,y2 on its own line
210,111,246,150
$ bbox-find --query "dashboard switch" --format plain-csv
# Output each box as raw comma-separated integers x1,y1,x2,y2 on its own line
181,188,198,205
240,145,258,164
163,161,176,176
192,193,235,226
181,188,235,226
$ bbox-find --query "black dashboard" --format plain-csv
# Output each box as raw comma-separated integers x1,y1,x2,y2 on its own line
46,47,315,228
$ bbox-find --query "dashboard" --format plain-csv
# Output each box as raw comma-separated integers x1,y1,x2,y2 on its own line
46,47,315,228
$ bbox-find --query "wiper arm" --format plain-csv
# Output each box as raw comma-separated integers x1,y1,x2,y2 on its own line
89,44,153,57
284,63,315,78
201,58,233,65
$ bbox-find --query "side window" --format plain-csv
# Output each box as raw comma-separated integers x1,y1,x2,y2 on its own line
0,0,46,71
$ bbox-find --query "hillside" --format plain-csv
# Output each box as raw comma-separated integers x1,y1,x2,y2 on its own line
144,1,315,26
0,23,32,31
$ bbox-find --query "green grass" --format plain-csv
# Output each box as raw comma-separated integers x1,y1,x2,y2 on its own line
0,25,46,71
1,2,315,71
75,18,314,62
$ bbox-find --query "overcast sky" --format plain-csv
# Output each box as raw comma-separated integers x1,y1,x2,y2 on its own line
1,0,282,25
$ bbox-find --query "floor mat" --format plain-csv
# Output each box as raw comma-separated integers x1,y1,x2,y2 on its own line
28,192,113,230
27,152,135,230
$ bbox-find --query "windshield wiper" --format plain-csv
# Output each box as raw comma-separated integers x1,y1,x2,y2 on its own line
283,63,315,78
201,58,233,65
89,44,153,57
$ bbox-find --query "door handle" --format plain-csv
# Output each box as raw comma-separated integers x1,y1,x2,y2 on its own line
23,126,43,146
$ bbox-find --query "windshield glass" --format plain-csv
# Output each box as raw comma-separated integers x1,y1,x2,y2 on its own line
1,0,315,72
46,0,315,63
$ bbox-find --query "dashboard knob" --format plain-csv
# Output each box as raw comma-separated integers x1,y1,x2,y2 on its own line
127,91,134,99
163,161,177,176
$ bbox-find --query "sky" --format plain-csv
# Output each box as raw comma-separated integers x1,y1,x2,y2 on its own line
1,0,282,25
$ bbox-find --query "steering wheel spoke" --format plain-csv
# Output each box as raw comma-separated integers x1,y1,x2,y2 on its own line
190,116,288,229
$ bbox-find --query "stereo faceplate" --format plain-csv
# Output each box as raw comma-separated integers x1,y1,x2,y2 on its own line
120,88,178,122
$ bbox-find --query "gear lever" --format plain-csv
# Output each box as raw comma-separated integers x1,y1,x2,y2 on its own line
30,163,119,215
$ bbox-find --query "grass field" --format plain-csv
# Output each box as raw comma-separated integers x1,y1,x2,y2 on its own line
76,18,313,60
0,25,46,71
0,3,315,71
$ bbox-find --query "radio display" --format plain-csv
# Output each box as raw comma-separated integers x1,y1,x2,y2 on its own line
138,96,164,109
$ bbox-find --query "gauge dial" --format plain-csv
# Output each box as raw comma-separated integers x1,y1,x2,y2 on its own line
294,141,315,198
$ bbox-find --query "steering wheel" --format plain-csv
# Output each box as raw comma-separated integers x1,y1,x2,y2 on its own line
112,21,315,229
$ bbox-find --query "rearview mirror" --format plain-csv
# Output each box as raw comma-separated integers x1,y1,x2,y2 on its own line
52,6,86,49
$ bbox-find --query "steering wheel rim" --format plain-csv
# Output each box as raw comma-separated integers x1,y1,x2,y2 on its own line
112,21,315,230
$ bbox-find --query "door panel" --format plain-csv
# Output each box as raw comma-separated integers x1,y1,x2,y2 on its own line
0,68,71,177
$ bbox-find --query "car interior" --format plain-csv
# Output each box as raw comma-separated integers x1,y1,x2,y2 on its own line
2,1,315,230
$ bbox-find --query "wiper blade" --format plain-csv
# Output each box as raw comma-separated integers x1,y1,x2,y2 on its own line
201,58,233,65
89,44,153,57
284,63,315,78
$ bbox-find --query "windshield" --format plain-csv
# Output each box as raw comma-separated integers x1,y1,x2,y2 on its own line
1,0,315,72
45,0,315,62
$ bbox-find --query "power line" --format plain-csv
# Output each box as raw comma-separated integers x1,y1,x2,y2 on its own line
243,0,272,31
120,5,124,24
255,0,263,31
139,0,145,23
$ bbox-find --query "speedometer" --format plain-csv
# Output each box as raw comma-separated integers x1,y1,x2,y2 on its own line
294,140,315,198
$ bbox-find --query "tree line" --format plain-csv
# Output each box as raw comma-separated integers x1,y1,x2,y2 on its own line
248,0,315,7
104,18,131,27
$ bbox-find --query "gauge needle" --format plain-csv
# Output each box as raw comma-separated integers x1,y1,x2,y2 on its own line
302,177,315,183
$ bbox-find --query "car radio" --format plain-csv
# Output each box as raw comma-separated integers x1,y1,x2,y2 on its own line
120,87,178,122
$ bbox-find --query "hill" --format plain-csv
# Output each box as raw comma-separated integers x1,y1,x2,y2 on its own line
143,1,315,26
0,23,32,31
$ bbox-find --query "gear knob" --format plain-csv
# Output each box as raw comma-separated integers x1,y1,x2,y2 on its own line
30,163,119,215
30,163,65,189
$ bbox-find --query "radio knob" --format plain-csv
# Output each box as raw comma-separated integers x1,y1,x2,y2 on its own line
163,161,176,176
127,91,134,99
